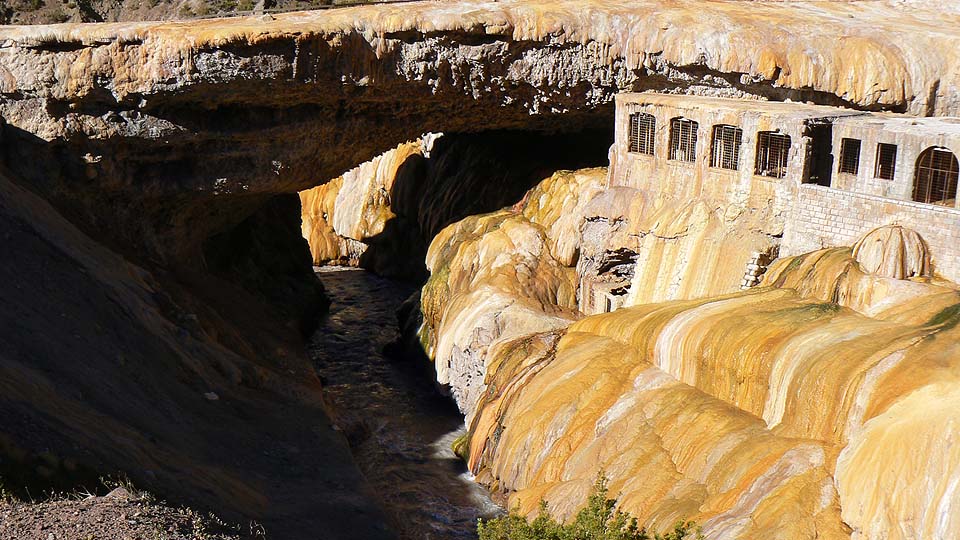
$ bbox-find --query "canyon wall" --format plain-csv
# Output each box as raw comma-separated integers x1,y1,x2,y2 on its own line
3,0,960,269
0,163,393,539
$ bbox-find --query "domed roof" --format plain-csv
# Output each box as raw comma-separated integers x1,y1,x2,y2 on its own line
852,225,930,279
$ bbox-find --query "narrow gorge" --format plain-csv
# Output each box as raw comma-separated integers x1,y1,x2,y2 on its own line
1,1,960,539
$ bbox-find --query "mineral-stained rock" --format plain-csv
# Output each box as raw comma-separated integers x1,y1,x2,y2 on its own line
3,0,960,270
468,324,850,539
851,224,930,280
577,190,782,309
298,132,611,280
3,1,960,538
519,168,609,267
300,176,364,266
330,141,421,243
463,245,960,539
420,209,579,420
422,168,960,539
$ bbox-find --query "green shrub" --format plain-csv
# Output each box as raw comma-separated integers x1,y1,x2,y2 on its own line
478,474,703,540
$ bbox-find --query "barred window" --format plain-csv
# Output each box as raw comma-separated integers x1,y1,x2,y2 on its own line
838,138,861,175
875,143,898,180
913,147,959,206
669,118,698,162
755,131,791,178
710,125,743,170
628,113,656,155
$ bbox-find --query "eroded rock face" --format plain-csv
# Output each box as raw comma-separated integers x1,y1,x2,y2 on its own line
0,166,392,539
298,131,611,280
3,0,960,268
3,1,960,537
421,168,960,539
576,189,782,311
474,250,960,539
300,176,365,266
420,208,580,420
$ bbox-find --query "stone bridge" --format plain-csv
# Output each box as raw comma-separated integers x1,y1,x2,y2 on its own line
2,0,959,264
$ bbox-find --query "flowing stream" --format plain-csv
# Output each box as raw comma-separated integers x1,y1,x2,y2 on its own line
308,267,502,540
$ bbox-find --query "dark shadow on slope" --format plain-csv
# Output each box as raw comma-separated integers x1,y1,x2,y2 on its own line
203,194,329,337
0,124,395,540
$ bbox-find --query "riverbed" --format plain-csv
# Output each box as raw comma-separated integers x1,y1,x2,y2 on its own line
309,267,502,540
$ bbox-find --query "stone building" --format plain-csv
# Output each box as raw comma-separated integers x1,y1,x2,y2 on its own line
583,93,960,313
786,113,960,279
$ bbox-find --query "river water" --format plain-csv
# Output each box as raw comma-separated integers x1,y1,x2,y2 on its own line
308,267,502,540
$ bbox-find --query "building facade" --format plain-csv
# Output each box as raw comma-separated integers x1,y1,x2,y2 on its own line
609,92,960,285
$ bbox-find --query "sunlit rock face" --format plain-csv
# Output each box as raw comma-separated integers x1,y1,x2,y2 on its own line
837,383,960,540
468,323,850,539
298,132,611,280
464,246,960,539
300,176,364,267
415,167,632,418
299,142,420,269
3,0,960,268
419,208,580,419
852,224,930,280
576,189,781,310
421,166,960,539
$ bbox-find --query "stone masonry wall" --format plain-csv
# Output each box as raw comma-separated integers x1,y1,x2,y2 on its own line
782,184,960,283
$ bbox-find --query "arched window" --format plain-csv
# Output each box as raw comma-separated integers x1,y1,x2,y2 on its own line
669,117,698,162
755,131,791,178
913,146,959,206
628,113,656,155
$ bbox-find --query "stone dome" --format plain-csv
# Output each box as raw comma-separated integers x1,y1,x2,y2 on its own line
852,225,930,279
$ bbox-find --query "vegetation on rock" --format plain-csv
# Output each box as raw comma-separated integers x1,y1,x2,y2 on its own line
478,474,702,540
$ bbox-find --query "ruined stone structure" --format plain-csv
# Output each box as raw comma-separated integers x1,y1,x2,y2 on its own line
786,115,960,280
596,93,960,304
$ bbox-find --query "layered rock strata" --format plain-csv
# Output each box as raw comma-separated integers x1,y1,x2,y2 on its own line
4,0,960,268
299,131,610,280
419,167,960,539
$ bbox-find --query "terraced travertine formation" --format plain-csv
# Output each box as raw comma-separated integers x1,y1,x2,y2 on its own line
413,169,960,540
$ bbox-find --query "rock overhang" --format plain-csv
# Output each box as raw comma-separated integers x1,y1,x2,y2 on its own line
1,0,959,264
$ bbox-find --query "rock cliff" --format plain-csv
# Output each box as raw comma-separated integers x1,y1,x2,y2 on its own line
299,131,610,280
0,164,392,539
